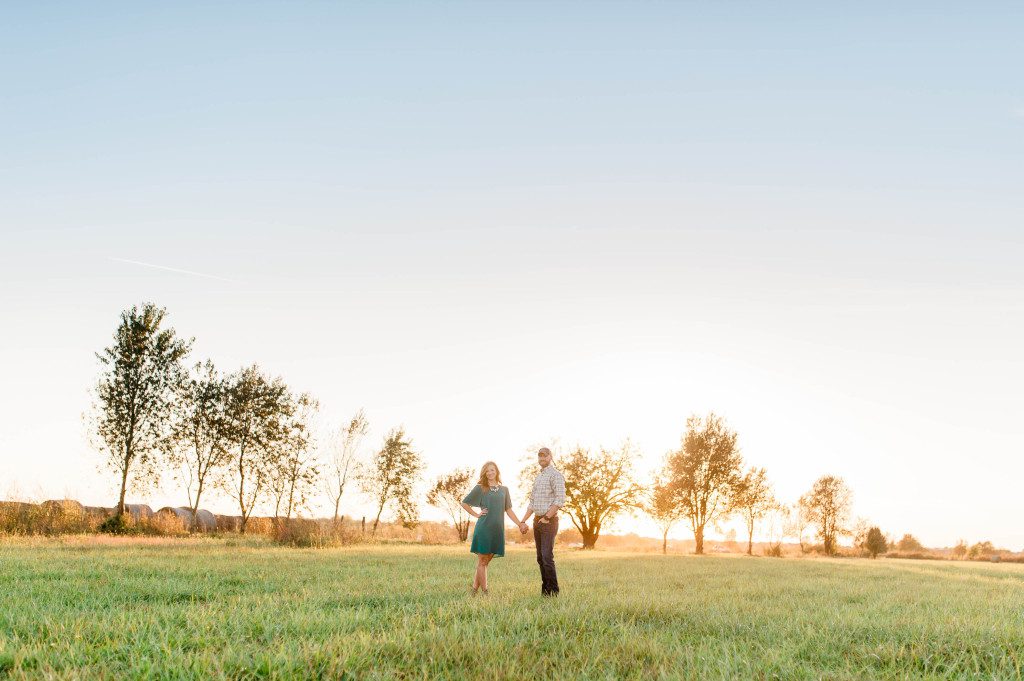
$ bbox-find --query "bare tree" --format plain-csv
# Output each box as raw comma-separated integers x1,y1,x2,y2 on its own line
361,427,423,535
560,442,645,549
91,303,192,519
169,360,231,530
668,413,743,555
802,475,853,555
324,409,369,527
269,394,320,522
791,496,815,553
426,468,474,541
221,365,293,533
732,467,776,556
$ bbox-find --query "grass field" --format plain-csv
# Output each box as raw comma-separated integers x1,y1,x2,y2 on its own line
1,537,1023,680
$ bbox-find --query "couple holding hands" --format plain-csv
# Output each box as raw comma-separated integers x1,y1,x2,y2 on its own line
460,447,566,597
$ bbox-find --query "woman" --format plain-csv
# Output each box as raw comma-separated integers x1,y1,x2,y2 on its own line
461,461,527,595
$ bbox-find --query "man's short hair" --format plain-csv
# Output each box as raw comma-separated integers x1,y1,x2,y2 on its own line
538,447,552,457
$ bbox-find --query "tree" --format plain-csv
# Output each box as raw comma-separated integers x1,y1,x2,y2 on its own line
324,409,369,527
792,496,815,553
560,442,645,549
895,534,924,552
91,303,192,518
221,365,294,533
169,360,231,531
766,503,793,548
951,539,968,560
362,427,423,535
968,540,995,560
864,527,888,558
426,468,474,542
647,471,686,555
732,467,775,556
668,413,743,555
269,394,320,522
802,475,853,555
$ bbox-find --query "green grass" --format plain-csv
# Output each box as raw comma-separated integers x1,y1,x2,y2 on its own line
1,537,1023,680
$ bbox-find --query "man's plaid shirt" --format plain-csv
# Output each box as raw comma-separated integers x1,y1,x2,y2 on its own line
527,465,566,517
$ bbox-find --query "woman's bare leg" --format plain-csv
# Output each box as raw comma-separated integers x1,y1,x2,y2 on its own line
473,555,487,593
480,554,493,593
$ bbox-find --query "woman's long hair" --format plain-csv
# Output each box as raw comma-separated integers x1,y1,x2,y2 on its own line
477,461,502,490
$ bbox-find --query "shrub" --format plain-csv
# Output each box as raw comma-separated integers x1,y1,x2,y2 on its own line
896,534,924,552
864,527,888,558
764,542,783,558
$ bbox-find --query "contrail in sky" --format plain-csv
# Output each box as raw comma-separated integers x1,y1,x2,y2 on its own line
108,257,235,282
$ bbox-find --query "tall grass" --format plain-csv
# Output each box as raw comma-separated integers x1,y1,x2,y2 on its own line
1,538,1022,679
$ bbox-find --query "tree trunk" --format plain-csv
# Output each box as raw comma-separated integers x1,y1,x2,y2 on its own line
190,478,205,533
747,529,754,556
332,496,341,528
372,503,385,535
694,525,704,555
582,530,598,549
662,529,668,555
116,463,129,517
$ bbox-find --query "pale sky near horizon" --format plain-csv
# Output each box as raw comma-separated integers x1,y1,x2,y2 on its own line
2,3,1022,548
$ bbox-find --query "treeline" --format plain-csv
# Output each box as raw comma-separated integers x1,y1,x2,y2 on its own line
515,418,858,556
87,303,424,536
31,302,1003,560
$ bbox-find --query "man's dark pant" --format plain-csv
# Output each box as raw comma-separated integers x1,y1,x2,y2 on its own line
534,516,559,596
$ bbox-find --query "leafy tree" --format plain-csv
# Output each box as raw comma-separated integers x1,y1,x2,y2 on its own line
91,303,192,518
968,540,996,560
169,360,231,531
668,413,743,555
269,394,320,522
560,442,645,549
362,427,423,535
647,469,686,555
426,468,474,541
896,533,924,552
864,526,888,558
732,466,775,556
951,539,968,560
324,409,369,527
221,365,294,533
802,475,853,555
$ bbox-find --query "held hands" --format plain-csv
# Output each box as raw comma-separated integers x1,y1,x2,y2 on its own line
518,522,528,534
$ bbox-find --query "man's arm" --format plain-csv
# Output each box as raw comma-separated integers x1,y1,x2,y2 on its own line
542,471,566,520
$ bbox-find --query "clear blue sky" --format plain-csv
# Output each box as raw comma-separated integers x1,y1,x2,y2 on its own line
2,2,1022,548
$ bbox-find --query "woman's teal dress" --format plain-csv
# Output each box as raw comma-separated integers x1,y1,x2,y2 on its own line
463,484,512,557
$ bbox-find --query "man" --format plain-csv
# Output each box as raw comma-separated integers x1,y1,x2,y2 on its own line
520,447,566,596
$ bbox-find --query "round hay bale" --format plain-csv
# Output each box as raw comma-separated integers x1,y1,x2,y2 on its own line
154,507,191,534
245,516,274,535
41,499,86,514
38,499,90,533
124,504,154,522
0,501,37,532
193,509,217,532
215,514,241,532
84,506,114,519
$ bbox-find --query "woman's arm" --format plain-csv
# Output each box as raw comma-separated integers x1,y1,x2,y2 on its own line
461,502,487,517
